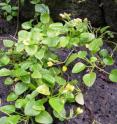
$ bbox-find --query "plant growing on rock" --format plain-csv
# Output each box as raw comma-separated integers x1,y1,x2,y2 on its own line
0,4,117,124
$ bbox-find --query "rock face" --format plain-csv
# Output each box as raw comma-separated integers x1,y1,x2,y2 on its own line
45,0,117,31
102,0,117,32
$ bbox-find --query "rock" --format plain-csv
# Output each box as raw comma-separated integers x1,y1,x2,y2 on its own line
45,0,105,27
101,0,117,32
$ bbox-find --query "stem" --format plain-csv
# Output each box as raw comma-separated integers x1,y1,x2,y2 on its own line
14,0,20,37
95,64,110,75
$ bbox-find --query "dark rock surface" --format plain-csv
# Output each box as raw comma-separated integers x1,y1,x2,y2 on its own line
45,0,117,31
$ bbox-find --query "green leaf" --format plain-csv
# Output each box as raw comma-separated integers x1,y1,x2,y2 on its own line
15,99,27,109
42,37,59,47
65,53,79,66
3,39,14,47
72,62,86,73
35,46,46,60
2,5,11,13
40,13,50,24
0,117,7,124
0,55,10,65
25,45,38,56
43,74,55,86
80,33,95,43
99,49,108,58
49,97,64,113
0,68,11,76
0,105,15,114
103,56,114,65
59,36,69,48
7,92,18,102
31,70,42,78
24,100,41,116
35,111,53,124
83,72,96,87
12,68,28,77
14,83,28,95
18,30,30,43
4,77,13,85
22,21,32,30
77,51,87,59
7,15,13,21
7,115,20,124
36,84,50,95
55,76,66,85
109,69,117,83
35,4,49,14
31,0,40,4
87,38,103,53
90,57,97,63
75,92,84,105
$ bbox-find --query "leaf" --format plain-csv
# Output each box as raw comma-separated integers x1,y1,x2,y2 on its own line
31,0,40,4
35,46,46,60
72,62,86,73
75,92,84,105
18,30,30,43
40,13,50,23
83,72,96,87
59,36,69,48
24,100,41,116
0,105,15,114
0,68,11,76
87,38,103,53
7,92,18,102
31,70,42,78
109,69,117,83
3,39,14,47
99,49,108,58
80,33,95,43
55,76,66,85
63,92,75,102
4,77,13,85
103,56,114,65
15,99,27,109
65,53,78,66
0,117,7,124
7,115,20,124
36,84,50,95
22,21,32,30
49,97,64,113
35,4,49,14
14,83,28,95
35,111,53,124
43,74,55,86
7,15,13,21
12,68,28,77
0,55,10,65
42,37,60,47
77,51,87,59
25,45,38,56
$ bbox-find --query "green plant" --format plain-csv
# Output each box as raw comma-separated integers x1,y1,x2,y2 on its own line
0,10,117,124
0,0,18,21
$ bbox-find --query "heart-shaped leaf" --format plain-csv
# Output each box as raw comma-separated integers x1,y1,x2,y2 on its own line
83,72,96,87
109,69,117,83
72,62,86,73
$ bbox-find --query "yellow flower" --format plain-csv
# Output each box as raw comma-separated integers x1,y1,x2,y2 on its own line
65,83,75,92
47,61,53,67
62,66,67,72
76,107,83,114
